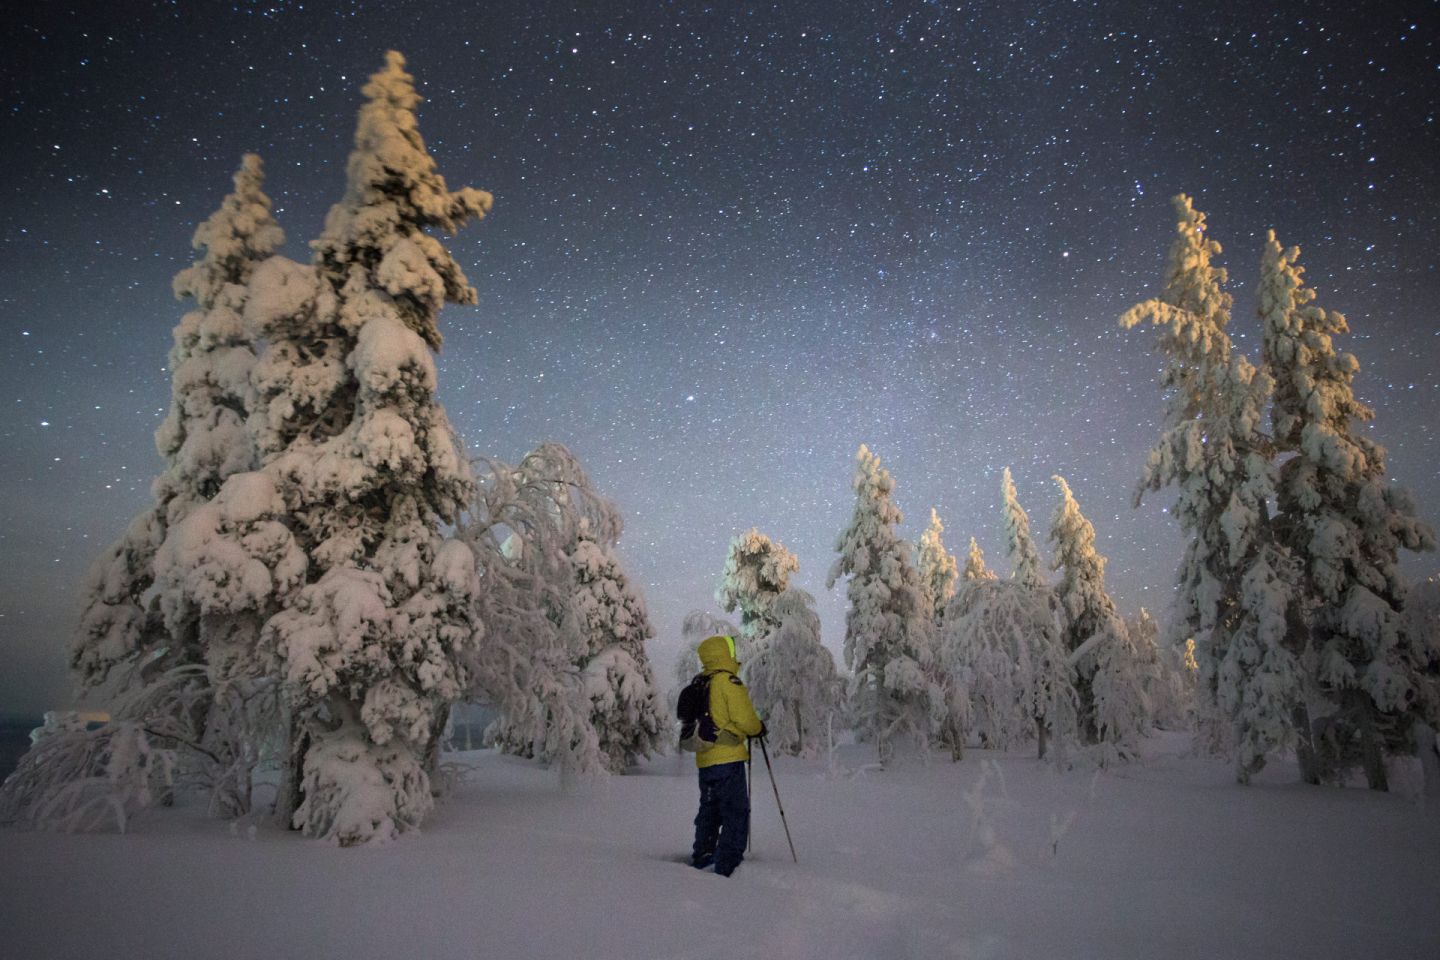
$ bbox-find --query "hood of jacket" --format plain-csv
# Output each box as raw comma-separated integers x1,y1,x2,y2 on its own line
697,634,740,675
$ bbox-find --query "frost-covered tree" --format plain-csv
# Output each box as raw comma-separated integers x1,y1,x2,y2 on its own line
1127,609,1196,731
463,446,607,776
48,157,292,826
1121,195,1305,783
1260,231,1437,789
239,52,493,844
716,529,801,660
916,509,960,622
572,523,668,772
827,445,942,761
1050,475,1149,758
1001,467,1047,592
73,154,283,691
963,537,996,583
466,444,665,775
744,589,843,757
942,578,1076,760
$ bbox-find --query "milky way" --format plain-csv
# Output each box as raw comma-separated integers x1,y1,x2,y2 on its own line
2,1,1436,715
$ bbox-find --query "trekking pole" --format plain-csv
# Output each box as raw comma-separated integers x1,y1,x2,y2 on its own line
746,748,753,854
757,736,798,863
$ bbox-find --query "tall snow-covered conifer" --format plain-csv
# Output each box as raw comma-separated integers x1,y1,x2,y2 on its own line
1050,475,1149,756
916,509,959,622
249,52,492,844
1121,196,1303,782
827,445,941,761
73,155,284,689
572,521,668,772
1260,231,1437,788
1001,467,1047,592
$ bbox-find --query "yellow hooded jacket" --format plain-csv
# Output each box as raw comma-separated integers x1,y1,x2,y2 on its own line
695,635,764,768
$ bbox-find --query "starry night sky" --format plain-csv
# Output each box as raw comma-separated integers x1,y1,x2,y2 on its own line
2,1,1437,717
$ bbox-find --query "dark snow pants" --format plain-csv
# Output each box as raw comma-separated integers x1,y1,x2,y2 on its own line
692,760,749,875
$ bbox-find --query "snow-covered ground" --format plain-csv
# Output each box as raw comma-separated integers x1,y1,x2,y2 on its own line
2,733,1437,960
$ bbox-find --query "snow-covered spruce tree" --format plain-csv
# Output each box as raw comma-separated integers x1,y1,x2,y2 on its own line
73,154,284,692
916,509,960,622
571,521,668,772
942,578,1076,760
915,510,964,757
1121,195,1306,783
963,537,997,583
245,52,492,844
716,528,801,660
37,157,292,829
1049,475,1150,759
1259,231,1437,789
1001,467,1048,592
1126,608,1193,731
827,445,942,762
744,589,843,757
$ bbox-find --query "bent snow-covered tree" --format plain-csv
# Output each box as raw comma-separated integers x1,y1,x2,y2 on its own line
467,443,665,775
827,445,941,761
716,528,801,661
463,444,604,774
1259,230,1436,789
252,52,492,844
1121,195,1305,783
942,578,1076,760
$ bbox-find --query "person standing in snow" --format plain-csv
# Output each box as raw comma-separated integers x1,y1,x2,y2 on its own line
689,634,764,876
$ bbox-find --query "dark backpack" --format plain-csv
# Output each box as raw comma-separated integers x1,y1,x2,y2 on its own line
676,672,718,751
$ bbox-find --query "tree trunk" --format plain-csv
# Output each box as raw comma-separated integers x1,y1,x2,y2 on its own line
1291,700,1320,785
1414,722,1440,804
1349,690,1389,792
794,701,803,756
1036,716,1048,761
276,711,308,828
424,705,451,788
